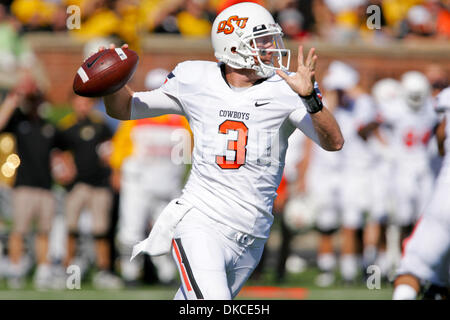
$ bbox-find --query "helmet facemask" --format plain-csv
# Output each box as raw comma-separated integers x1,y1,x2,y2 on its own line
235,24,290,78
237,24,291,77
405,91,427,111
401,71,431,112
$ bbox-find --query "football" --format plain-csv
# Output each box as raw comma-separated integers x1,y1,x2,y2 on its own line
73,47,139,97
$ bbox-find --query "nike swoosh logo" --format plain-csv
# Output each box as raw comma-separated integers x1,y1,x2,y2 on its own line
86,51,107,68
175,200,182,205
255,101,270,107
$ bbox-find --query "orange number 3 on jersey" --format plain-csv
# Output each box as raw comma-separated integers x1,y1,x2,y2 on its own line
216,120,248,169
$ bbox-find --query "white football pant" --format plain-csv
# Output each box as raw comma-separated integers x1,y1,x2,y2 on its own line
171,207,266,300
307,167,341,232
392,164,434,227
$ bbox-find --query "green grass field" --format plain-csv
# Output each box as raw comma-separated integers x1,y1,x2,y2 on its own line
0,267,393,300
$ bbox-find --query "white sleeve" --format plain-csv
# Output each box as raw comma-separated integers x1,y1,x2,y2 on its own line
130,88,185,120
288,108,321,146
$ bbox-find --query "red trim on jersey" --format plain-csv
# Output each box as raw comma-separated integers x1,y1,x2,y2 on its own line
172,239,192,292
401,216,423,257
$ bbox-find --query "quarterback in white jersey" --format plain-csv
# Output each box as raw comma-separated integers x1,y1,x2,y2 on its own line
98,3,343,299
393,87,450,300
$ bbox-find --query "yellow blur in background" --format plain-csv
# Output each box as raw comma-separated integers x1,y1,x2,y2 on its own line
0,133,18,187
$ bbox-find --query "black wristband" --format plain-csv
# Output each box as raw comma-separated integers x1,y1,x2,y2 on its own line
299,90,323,114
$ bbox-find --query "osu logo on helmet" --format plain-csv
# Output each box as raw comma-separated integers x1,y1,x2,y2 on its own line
217,16,248,34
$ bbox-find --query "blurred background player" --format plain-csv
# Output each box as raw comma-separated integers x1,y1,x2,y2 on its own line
110,68,191,286
276,129,313,283
393,87,450,300
304,100,342,288
383,71,438,248
317,61,379,285
368,77,403,280
57,94,123,289
0,73,62,289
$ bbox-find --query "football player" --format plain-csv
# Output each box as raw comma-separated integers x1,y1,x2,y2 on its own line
303,96,342,287
94,2,344,299
307,135,342,287
366,78,404,280
393,87,450,300
320,61,380,284
385,72,438,245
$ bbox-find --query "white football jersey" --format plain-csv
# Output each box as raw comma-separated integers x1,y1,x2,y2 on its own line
118,117,189,197
131,123,181,162
379,97,438,169
131,60,323,238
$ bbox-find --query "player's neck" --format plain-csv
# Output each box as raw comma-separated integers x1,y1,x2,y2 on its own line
223,64,262,88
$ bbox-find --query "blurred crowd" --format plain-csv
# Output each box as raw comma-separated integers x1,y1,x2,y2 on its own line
0,0,449,47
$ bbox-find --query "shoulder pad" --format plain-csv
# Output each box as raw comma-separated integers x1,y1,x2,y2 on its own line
171,60,218,85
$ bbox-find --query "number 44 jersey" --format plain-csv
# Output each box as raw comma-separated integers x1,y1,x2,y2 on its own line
131,60,323,239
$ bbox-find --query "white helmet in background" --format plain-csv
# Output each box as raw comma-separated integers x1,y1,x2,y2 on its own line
401,71,431,111
283,195,317,234
371,78,402,105
211,2,290,78
322,60,359,91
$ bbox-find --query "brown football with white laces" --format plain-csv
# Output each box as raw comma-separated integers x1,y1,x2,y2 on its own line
73,47,139,97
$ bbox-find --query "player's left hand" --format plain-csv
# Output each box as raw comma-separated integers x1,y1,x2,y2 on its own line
276,45,317,96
